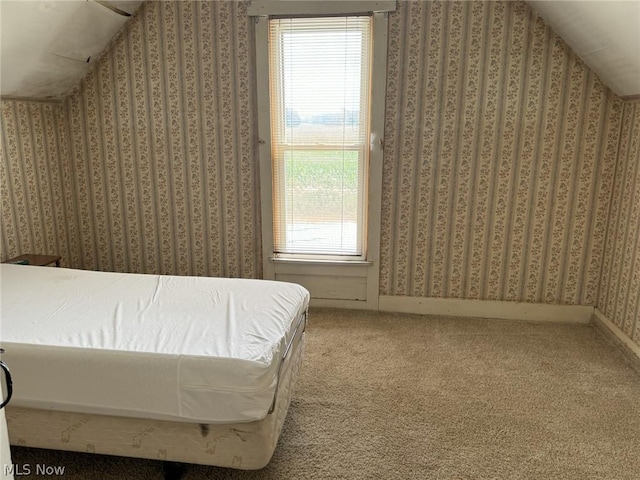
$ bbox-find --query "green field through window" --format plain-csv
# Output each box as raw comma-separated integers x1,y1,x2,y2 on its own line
283,150,359,223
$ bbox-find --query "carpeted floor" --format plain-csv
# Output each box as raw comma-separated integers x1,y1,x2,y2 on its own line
10,308,640,479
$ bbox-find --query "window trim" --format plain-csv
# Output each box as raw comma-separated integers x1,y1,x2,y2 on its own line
253,5,391,309
248,1,396,17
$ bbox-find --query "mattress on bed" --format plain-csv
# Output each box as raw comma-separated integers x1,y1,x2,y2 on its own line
6,314,306,469
0,264,309,424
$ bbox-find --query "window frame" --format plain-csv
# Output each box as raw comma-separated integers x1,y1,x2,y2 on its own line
252,1,393,308
269,15,372,260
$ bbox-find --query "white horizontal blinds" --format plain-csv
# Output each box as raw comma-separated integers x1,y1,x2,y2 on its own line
269,16,372,256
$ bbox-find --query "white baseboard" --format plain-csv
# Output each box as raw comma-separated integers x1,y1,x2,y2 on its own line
378,295,593,323
592,309,640,362
309,297,371,310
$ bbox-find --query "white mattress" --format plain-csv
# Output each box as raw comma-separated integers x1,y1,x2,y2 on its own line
0,264,309,424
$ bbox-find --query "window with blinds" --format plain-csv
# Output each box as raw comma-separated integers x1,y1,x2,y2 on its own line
269,16,372,257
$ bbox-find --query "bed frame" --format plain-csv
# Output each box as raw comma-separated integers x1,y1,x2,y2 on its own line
6,311,307,479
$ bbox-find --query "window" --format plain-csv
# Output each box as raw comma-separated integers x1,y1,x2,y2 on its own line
251,1,394,307
269,17,372,258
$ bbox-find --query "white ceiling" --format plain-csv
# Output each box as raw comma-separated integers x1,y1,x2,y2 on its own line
0,1,639,101
0,0,143,100
528,1,640,98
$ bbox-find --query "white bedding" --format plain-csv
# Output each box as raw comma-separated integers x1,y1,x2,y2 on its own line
0,264,309,424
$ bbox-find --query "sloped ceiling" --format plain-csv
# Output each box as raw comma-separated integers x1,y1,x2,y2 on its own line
0,0,142,100
0,1,639,101
527,0,640,98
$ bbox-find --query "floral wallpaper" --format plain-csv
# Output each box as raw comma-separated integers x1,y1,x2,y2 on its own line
0,101,77,266
598,100,640,348
379,0,623,307
63,0,261,277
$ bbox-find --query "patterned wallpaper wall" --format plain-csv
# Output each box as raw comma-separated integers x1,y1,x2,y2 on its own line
0,101,77,266
64,0,261,277
379,0,623,306
598,100,640,348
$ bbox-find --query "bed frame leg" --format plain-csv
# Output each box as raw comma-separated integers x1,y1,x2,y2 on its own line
162,461,186,480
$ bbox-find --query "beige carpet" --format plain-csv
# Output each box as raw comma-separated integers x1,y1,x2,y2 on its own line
11,308,640,479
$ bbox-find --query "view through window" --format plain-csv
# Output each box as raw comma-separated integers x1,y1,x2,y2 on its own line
269,16,372,257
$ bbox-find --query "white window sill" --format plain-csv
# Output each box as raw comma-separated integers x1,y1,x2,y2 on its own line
268,256,373,266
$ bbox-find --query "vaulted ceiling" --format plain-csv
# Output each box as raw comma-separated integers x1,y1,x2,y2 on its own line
0,0,143,100
1,1,639,101
527,0,640,98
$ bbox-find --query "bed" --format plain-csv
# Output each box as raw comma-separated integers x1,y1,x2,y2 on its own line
0,264,309,476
